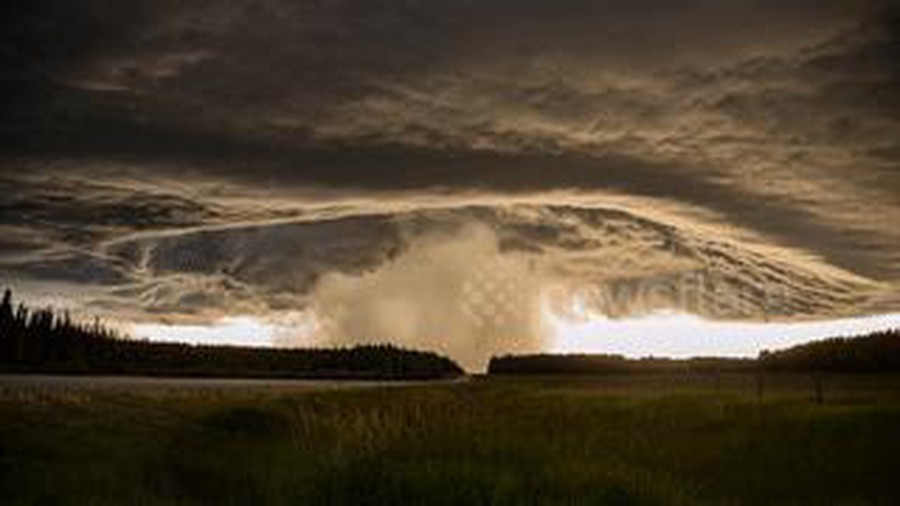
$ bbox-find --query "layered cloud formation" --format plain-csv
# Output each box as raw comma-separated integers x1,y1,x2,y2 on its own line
1,0,898,366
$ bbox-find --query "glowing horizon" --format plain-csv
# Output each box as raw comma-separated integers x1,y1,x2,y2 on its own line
132,316,277,349
132,310,900,365
547,311,900,359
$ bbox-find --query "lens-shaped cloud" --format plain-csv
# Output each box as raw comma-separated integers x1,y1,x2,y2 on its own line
1,0,898,367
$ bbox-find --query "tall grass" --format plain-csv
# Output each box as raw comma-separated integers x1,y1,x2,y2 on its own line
1,375,899,504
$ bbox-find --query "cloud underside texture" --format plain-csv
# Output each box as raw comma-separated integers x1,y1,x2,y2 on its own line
1,0,899,362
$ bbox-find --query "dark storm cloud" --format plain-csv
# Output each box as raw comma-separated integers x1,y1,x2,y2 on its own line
1,0,886,144
1,1,160,85
1,0,898,347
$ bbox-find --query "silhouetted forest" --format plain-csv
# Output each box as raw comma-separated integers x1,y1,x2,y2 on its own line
490,329,900,375
488,354,754,375
0,289,463,379
759,329,900,373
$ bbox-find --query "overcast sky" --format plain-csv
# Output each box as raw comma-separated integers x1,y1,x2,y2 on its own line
1,1,898,367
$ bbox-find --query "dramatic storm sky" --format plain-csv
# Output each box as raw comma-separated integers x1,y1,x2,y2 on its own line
2,0,899,368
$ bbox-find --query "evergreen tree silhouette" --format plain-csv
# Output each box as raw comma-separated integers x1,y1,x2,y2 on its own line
0,288,463,379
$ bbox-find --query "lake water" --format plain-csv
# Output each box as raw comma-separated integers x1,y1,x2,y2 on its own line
0,374,454,393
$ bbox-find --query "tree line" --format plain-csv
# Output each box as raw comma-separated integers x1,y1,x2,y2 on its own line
759,328,900,373
489,328,900,375
0,289,463,379
488,354,755,376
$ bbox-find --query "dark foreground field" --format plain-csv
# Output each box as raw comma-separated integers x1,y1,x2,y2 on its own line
2,374,899,505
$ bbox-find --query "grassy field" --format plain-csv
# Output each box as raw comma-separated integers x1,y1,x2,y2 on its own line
1,374,899,505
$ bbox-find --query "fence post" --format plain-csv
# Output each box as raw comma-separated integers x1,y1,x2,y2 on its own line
756,369,765,402
813,370,824,405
